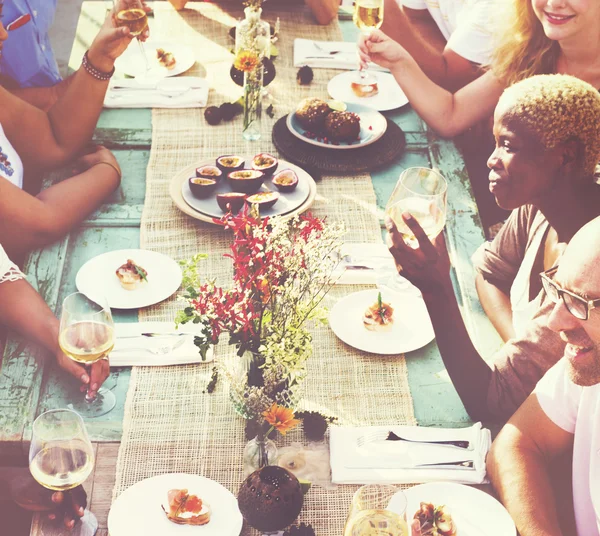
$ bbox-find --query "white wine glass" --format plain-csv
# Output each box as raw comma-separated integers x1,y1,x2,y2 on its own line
344,484,408,536
59,292,116,418
29,409,97,536
112,0,151,77
353,0,384,98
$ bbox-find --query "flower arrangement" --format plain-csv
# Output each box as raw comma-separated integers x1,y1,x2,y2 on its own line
176,208,345,422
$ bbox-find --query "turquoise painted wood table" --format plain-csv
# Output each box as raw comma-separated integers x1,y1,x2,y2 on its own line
0,2,503,464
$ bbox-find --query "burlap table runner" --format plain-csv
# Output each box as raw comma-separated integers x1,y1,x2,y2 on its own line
113,4,416,534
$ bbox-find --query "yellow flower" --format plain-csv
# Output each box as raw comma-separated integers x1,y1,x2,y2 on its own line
235,50,260,73
263,404,300,435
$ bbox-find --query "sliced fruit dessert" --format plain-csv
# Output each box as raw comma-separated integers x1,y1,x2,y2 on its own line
227,169,265,194
216,155,245,174
115,259,147,291
195,165,223,180
272,169,299,192
162,489,211,526
363,291,394,332
245,190,280,210
189,177,217,198
251,153,278,177
216,192,246,213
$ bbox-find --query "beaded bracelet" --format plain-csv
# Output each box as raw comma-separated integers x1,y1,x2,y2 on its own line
82,50,115,81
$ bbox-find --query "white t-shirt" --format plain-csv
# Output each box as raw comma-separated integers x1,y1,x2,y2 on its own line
535,358,600,536
0,243,23,284
400,0,494,65
0,122,24,189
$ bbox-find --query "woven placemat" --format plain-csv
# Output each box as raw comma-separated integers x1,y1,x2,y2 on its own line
112,4,417,535
273,115,406,175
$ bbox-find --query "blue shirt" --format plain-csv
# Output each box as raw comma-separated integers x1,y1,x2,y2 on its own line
1,0,60,88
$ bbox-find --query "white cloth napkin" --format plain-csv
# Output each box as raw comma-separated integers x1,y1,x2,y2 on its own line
104,77,209,109
293,38,388,72
109,322,213,366
332,243,398,285
330,423,491,485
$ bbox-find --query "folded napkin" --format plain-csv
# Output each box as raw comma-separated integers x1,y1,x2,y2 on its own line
294,38,388,72
104,77,209,109
332,243,403,286
330,423,491,485
110,322,213,366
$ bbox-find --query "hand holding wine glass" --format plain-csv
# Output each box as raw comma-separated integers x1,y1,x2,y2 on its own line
352,0,384,98
112,0,152,76
59,292,116,418
29,409,97,535
357,29,408,72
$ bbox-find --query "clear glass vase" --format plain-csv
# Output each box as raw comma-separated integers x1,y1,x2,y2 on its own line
242,67,264,142
243,435,278,476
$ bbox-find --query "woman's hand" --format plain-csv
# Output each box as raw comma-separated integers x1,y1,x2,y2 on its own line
87,11,135,72
55,349,110,400
385,213,452,298
72,145,121,180
7,468,87,530
357,29,408,71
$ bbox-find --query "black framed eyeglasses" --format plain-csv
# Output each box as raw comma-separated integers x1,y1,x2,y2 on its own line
540,266,600,321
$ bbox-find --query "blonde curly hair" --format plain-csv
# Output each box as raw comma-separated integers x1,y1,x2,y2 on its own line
498,74,600,176
490,0,560,86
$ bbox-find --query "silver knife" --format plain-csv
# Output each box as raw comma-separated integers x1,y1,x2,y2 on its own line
119,332,191,339
346,459,475,470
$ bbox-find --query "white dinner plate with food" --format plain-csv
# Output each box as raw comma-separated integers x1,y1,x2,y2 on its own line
170,157,317,224
390,482,516,536
329,288,434,355
115,40,195,78
327,71,408,112
108,473,243,536
75,249,182,310
286,102,387,150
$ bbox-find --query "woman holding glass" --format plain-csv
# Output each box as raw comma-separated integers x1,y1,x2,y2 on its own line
385,74,600,422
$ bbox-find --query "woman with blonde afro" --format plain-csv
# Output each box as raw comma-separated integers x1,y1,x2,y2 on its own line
386,74,600,422
357,0,600,138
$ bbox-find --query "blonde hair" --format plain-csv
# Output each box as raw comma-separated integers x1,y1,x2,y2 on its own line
498,74,600,176
491,0,560,86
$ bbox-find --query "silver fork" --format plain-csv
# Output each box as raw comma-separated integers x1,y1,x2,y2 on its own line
357,429,470,449
312,41,342,55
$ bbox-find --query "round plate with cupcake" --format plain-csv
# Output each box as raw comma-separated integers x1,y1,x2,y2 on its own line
329,289,435,355
170,154,317,224
286,98,388,150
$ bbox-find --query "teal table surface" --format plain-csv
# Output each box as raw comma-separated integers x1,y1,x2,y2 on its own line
0,2,503,462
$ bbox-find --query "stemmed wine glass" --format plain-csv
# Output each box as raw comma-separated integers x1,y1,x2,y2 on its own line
353,0,384,98
29,409,97,536
344,484,408,536
113,0,151,77
59,292,116,418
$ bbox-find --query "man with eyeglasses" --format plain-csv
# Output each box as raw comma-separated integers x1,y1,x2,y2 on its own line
487,216,600,536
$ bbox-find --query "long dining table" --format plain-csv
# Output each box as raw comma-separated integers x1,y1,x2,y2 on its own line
0,2,504,534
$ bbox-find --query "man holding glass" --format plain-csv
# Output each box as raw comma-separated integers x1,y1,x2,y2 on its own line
487,216,600,536
379,0,493,91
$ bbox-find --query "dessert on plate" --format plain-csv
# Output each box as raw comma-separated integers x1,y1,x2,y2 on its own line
324,111,361,142
363,292,394,332
156,48,177,70
162,488,211,525
414,502,457,536
115,259,148,291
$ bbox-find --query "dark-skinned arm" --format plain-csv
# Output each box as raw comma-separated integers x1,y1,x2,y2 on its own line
386,214,493,420
475,273,515,342
8,76,74,112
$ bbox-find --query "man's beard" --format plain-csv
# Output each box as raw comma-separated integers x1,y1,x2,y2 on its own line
566,345,600,386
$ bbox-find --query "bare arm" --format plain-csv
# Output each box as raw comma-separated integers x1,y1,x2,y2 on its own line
487,395,573,536
305,0,339,25
358,29,503,137
0,146,121,258
167,0,188,9
0,15,133,172
381,2,482,90
475,273,516,342
8,76,74,112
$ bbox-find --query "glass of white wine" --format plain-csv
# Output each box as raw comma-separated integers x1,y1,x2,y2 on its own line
344,484,408,536
59,292,115,418
113,0,151,77
29,409,97,536
353,0,384,98
385,167,448,247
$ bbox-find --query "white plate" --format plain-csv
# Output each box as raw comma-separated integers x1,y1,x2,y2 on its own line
115,41,195,78
286,102,387,150
76,249,182,310
108,473,243,536
180,158,313,220
391,482,516,536
329,289,434,355
328,71,408,112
